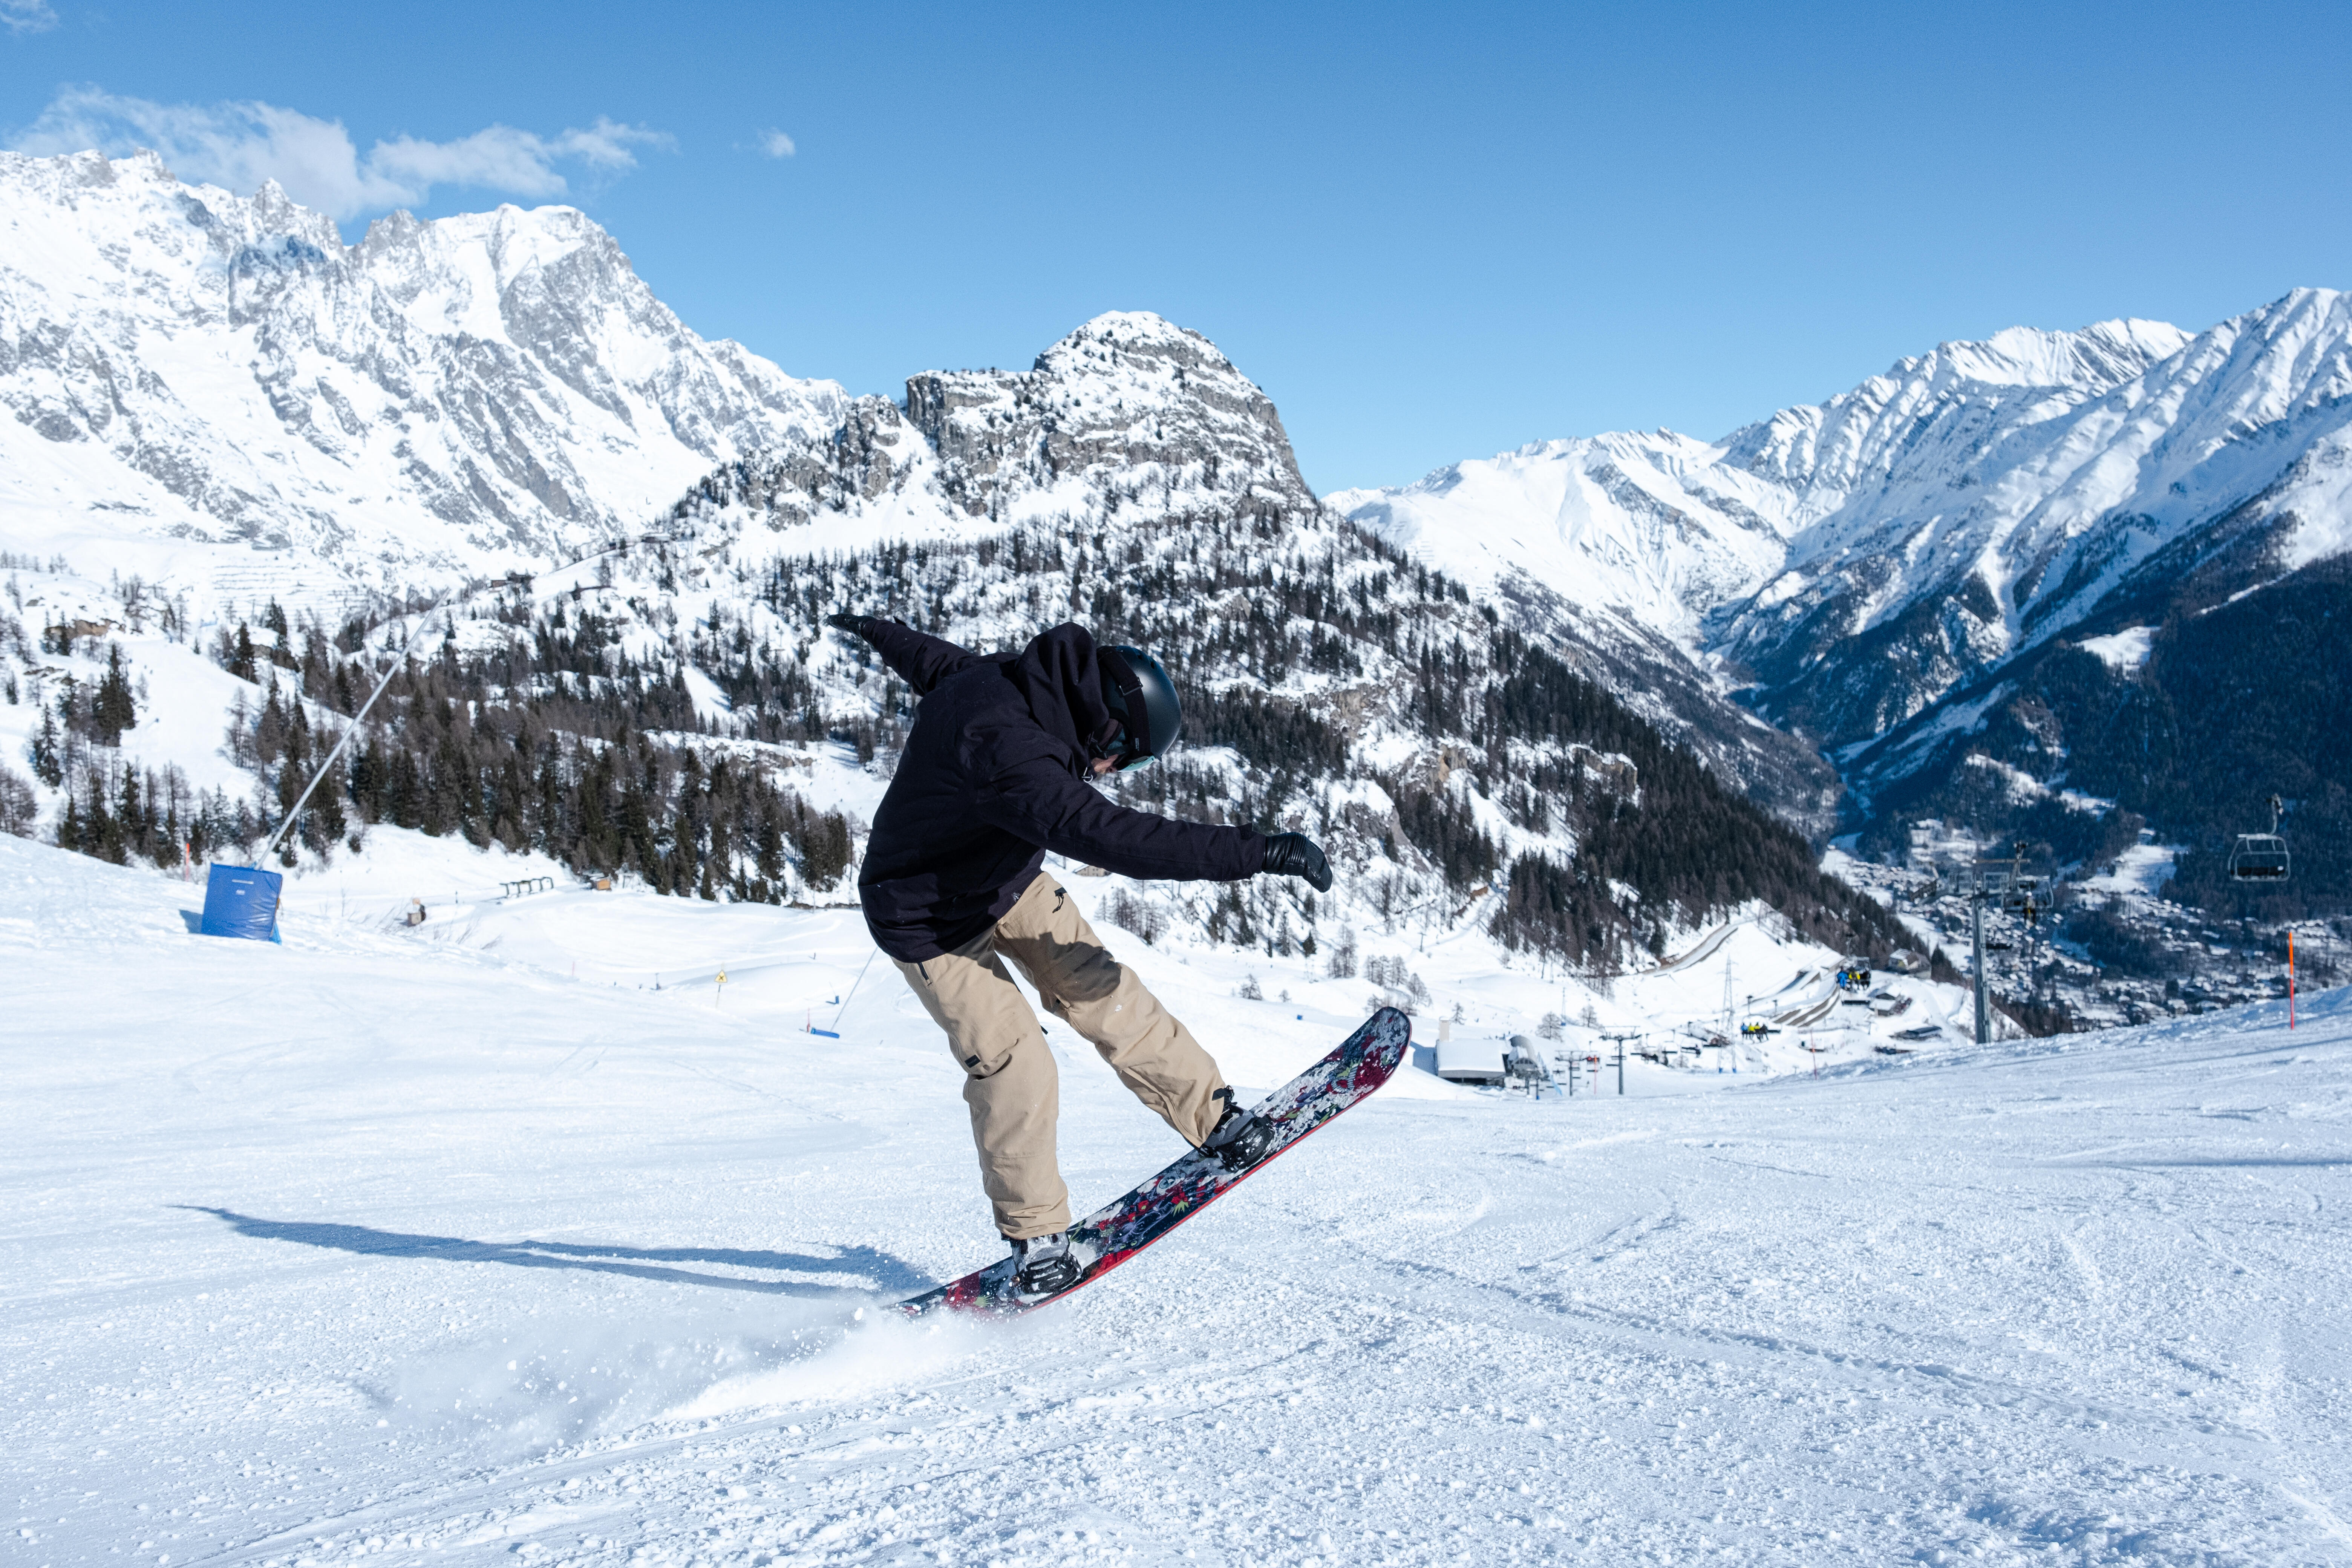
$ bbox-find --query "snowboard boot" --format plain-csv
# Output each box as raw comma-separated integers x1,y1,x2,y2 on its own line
1203,1091,1275,1173
1010,1231,1081,1298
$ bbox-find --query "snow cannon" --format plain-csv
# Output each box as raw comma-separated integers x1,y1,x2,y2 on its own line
198,864,284,944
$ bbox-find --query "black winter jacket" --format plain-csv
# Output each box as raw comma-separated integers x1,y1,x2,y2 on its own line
846,619,1267,961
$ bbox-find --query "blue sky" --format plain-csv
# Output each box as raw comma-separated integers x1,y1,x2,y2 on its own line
5,0,2347,493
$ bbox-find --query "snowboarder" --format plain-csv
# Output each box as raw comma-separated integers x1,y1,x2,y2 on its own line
824,613,1334,1297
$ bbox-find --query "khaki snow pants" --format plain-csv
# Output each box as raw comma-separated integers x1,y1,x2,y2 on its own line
891,871,1227,1240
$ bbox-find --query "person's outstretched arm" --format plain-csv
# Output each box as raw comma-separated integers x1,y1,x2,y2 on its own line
977,756,1267,882
826,613,977,697
980,760,1334,890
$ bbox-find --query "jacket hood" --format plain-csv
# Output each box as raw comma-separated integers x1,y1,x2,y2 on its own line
1004,622,1123,764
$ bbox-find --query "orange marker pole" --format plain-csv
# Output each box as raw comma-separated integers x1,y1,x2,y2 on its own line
2288,930,2296,1031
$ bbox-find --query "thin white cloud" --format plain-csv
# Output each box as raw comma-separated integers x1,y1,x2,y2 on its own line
759,128,796,159
2,0,59,33
369,118,669,197
6,87,672,219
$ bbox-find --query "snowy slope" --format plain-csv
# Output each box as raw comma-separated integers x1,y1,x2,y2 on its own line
0,149,844,603
7,835,2349,1564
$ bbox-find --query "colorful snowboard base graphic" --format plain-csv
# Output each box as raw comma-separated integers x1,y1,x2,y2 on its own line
897,1007,1412,1318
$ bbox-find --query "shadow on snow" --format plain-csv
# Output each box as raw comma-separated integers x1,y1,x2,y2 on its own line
176,1206,931,1296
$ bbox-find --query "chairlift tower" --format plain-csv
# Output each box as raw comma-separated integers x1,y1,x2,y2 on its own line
1965,842,2042,1045
1599,1031,1639,1095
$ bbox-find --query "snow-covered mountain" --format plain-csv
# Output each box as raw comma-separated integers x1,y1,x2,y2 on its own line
1714,297,2350,748
0,148,844,608
1334,292,2352,877
0,276,1905,994
23,142,2342,941
1340,296,2352,744
1326,427,1794,647
642,309,1839,828
0,147,1838,828
1332,314,2207,723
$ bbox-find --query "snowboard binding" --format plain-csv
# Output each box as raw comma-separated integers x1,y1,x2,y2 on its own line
1203,1090,1275,1172
1009,1231,1082,1298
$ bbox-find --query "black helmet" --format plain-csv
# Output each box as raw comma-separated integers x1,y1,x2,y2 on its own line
1097,645,1181,769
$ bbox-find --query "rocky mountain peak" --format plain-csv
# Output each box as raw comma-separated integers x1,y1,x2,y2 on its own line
1905,317,2190,393
656,310,1324,568
1334,287,2352,847
1031,309,1223,372
889,312,1312,520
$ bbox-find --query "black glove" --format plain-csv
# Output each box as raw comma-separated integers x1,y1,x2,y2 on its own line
825,611,877,640
1262,832,1333,893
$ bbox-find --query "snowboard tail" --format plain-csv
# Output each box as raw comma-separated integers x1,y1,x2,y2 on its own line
898,1007,1412,1318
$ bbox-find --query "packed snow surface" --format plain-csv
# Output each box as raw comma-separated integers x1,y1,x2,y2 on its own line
6,834,2350,1565
2080,835,2185,901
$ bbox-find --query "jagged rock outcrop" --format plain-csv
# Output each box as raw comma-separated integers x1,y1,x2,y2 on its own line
904,312,1315,519
668,311,1317,543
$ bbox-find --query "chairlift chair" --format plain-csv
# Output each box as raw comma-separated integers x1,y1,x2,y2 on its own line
2230,836,2289,880
2229,794,2291,882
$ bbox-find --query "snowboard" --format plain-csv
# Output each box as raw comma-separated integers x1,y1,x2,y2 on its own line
897,1006,1412,1318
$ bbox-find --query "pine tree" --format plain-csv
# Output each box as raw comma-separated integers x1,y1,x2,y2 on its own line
29,708,62,787
92,645,136,744
255,680,287,767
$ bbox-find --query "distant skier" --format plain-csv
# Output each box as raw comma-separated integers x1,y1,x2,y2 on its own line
824,613,1333,1297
